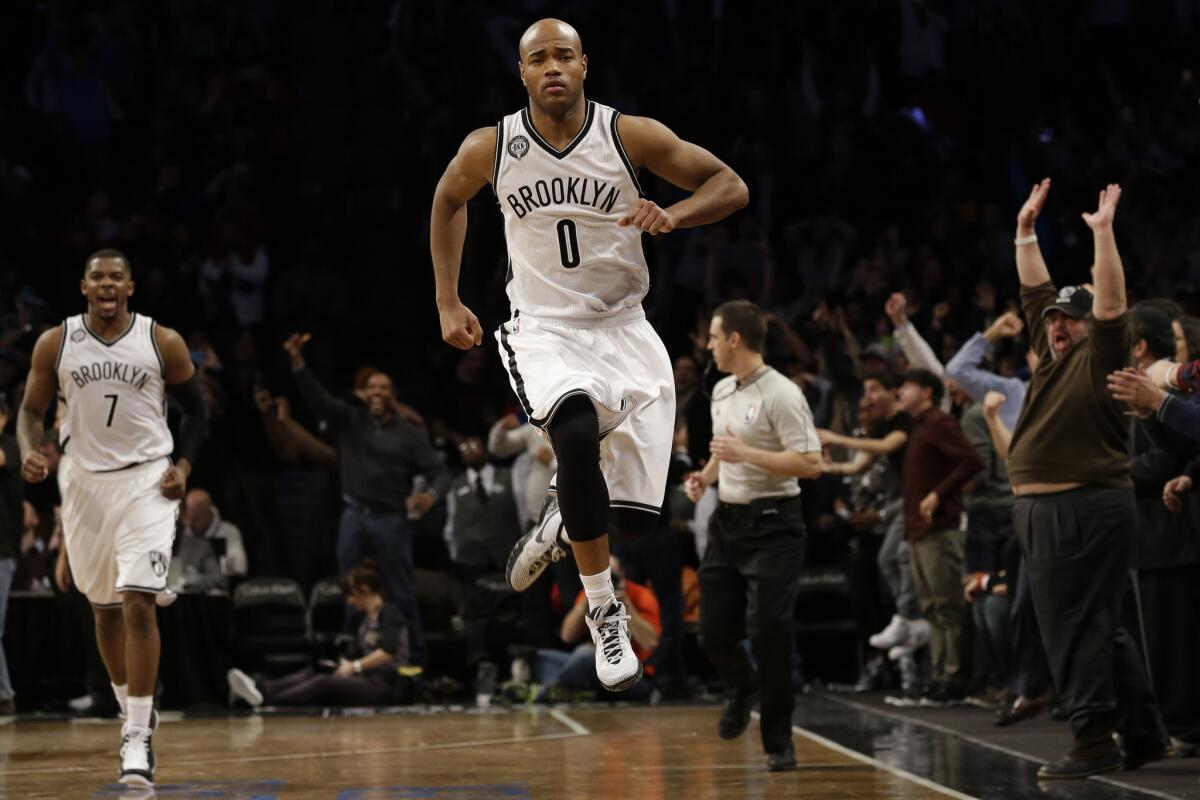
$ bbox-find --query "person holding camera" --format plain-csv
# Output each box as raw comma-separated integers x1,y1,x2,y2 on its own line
685,300,822,773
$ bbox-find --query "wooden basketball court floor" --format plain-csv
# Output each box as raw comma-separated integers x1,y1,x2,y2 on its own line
0,705,972,799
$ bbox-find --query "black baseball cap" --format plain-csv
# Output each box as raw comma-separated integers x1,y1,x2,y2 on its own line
1042,285,1093,319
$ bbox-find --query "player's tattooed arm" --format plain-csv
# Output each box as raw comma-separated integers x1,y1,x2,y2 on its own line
431,126,496,349
17,326,63,483
616,115,748,233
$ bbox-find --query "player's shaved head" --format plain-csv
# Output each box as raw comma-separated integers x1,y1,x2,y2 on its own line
519,18,582,61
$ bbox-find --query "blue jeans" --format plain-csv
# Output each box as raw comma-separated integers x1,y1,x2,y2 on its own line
0,558,15,701
337,506,425,665
534,643,653,701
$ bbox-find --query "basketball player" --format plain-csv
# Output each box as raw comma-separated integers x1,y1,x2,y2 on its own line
431,19,747,691
17,250,207,787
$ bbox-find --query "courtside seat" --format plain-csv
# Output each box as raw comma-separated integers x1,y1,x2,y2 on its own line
793,567,861,682
307,577,347,661
232,577,310,675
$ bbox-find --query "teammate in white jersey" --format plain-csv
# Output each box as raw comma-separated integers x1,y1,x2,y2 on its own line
17,250,207,788
431,18,747,691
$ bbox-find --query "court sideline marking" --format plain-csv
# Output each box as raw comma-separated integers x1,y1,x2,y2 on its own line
824,695,1184,800
1,711,592,778
751,710,979,800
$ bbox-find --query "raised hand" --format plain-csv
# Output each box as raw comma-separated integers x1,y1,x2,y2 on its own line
984,311,1024,342
282,333,311,368
618,199,677,235
982,391,1006,417
1081,183,1121,230
438,300,483,350
884,292,908,327
1017,178,1051,232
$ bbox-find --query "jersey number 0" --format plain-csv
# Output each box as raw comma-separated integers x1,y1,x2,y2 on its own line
556,219,580,269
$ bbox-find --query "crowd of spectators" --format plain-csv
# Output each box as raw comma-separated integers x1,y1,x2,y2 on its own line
1,1,1199,731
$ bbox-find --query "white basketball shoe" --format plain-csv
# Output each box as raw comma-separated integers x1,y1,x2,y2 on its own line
118,721,155,786
505,496,569,591
585,595,643,692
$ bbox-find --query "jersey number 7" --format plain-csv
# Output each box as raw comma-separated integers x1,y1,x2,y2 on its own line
104,394,119,427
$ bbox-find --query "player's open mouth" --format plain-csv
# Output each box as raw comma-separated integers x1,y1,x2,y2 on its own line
98,297,117,310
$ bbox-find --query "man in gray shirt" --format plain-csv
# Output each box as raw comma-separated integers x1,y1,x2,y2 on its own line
685,300,822,773
284,333,450,666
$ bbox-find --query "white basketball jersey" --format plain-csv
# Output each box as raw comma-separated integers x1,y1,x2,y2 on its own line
57,313,174,472
493,101,648,321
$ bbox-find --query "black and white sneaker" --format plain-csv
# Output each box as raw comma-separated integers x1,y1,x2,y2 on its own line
118,722,155,786
585,595,642,692
505,496,569,592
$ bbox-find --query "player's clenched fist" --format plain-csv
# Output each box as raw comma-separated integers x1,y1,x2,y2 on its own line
618,199,676,235
21,451,49,483
438,299,483,349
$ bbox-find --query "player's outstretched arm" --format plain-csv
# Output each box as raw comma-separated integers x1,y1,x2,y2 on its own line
617,115,748,233
431,126,496,349
157,324,208,498
17,326,62,483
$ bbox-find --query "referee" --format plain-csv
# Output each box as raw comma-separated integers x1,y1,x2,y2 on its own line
685,300,822,773
1008,180,1167,779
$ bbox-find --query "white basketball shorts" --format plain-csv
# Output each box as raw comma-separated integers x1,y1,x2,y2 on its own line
60,455,179,607
495,309,676,515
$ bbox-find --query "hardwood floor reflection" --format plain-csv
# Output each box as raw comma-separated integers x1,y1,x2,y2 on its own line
0,706,960,798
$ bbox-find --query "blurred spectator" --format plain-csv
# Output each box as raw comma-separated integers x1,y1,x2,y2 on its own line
895,369,982,702
487,414,555,529
165,522,227,595
181,488,248,578
0,392,19,714
442,436,522,690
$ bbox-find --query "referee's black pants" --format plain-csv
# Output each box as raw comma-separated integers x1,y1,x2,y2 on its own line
1014,486,1167,753
699,495,805,756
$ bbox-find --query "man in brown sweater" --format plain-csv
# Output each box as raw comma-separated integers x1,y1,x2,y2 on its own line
896,369,983,702
1007,179,1168,779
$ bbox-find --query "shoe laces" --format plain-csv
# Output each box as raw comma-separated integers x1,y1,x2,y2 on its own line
589,600,631,665
121,725,152,760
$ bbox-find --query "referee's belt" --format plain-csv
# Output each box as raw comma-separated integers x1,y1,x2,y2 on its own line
718,494,801,518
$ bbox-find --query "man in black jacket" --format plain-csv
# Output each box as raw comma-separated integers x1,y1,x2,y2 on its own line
284,333,450,666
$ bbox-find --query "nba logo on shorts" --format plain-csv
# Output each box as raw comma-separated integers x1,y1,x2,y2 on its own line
149,551,168,577
508,135,530,160
744,403,758,425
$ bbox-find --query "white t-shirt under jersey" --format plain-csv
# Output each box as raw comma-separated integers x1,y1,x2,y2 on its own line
56,313,174,472
492,100,648,322
710,366,822,504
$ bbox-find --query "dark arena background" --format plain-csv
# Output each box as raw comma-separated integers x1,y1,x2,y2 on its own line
0,1,1199,798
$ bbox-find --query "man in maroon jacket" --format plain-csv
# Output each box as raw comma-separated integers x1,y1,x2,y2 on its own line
897,369,983,702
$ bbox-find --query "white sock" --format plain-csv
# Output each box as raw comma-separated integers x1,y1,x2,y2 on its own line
127,696,153,729
580,567,615,612
111,683,128,717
